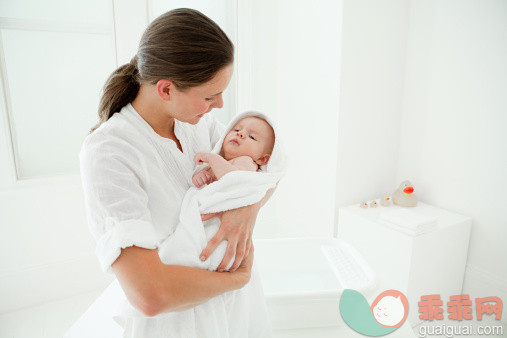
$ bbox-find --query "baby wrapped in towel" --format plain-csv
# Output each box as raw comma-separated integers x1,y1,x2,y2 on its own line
158,111,285,271
115,112,286,335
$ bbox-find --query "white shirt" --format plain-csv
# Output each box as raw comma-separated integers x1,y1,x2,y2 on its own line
79,104,272,337
79,103,225,274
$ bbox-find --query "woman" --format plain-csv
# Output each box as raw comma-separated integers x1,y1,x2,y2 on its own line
79,8,273,337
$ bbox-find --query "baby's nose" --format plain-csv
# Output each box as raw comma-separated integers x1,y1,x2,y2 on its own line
236,130,245,138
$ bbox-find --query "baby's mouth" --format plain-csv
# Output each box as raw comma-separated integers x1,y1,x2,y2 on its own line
230,139,239,145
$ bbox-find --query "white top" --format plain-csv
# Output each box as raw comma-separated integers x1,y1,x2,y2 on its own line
79,103,225,274
78,104,272,337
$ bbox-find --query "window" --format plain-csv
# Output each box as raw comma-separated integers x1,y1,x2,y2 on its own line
0,0,116,181
0,0,237,184
0,0,341,238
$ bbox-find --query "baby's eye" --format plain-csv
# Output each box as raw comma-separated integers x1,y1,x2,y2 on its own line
249,135,255,140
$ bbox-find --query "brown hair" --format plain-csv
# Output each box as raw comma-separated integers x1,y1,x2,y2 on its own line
91,8,234,133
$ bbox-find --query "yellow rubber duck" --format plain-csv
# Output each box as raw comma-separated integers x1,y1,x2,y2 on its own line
392,180,417,207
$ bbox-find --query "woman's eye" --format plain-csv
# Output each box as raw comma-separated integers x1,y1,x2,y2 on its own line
205,97,213,101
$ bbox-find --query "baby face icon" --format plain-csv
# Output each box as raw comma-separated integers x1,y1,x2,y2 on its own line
370,290,409,327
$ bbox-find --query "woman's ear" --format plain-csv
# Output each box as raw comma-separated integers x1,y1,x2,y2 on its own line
156,79,175,101
255,154,271,166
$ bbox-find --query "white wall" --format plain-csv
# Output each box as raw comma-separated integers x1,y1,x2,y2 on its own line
337,0,507,317
398,0,507,307
3,0,505,318
0,0,148,314
241,0,343,238
0,178,113,313
335,0,410,222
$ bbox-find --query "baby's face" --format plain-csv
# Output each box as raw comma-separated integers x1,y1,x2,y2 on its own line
222,117,275,162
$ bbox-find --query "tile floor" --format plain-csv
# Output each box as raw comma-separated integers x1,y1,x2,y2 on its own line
0,290,504,338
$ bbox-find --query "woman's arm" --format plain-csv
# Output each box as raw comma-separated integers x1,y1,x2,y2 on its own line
200,183,277,272
112,244,253,316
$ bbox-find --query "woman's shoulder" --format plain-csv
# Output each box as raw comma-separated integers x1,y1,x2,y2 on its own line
80,110,147,165
87,107,137,138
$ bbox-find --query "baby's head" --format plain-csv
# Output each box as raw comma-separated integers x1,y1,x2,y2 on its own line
222,116,275,166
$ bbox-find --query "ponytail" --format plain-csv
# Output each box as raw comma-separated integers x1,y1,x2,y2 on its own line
90,57,140,133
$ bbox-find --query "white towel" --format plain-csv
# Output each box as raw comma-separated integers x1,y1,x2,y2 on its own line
115,111,287,330
159,110,287,271
378,209,437,236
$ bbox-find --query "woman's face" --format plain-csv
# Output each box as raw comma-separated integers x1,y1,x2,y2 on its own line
168,64,234,125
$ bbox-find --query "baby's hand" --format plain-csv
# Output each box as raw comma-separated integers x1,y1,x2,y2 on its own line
192,170,214,188
194,152,210,165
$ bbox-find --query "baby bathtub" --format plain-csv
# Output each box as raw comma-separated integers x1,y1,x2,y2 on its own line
253,237,378,330
65,237,377,337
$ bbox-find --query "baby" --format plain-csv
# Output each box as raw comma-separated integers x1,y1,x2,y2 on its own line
192,116,275,187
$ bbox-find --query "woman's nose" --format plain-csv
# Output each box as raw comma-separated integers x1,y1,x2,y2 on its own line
212,94,224,109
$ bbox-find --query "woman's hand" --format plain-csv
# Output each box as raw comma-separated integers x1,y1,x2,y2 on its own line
200,203,260,272
231,239,254,287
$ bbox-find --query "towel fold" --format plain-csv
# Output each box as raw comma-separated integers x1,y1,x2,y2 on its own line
115,111,287,324
377,209,437,236
159,111,287,271
113,112,287,337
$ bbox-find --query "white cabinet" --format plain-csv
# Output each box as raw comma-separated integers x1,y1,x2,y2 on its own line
337,201,472,327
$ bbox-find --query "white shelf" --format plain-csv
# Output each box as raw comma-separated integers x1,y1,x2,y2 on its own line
338,201,472,328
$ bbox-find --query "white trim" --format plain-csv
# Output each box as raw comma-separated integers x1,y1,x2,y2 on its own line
113,0,148,65
146,0,152,24
464,263,507,325
465,263,507,294
0,17,112,35
0,30,17,186
0,4,116,185
0,173,83,193
111,0,119,67
227,0,238,121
